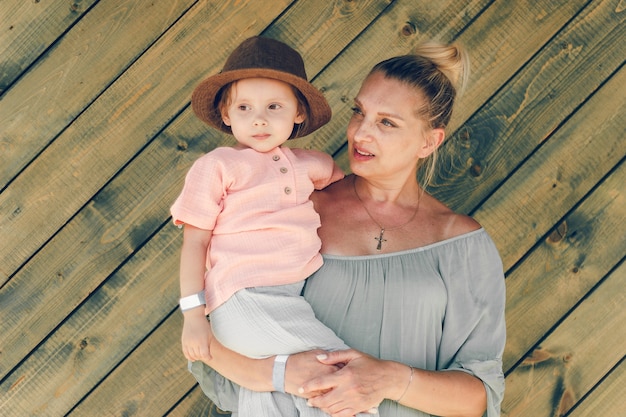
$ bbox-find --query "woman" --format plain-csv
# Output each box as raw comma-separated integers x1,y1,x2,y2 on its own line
191,41,506,417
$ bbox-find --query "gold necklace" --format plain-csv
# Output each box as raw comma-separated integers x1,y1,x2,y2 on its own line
353,177,420,250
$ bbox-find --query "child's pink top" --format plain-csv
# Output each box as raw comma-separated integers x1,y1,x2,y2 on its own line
171,146,344,313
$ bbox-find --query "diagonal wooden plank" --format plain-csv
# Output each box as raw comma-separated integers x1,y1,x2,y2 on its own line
0,0,98,95
474,64,626,270
0,223,182,416
503,159,626,371
502,260,625,416
447,0,595,128
567,358,626,417
166,386,221,417
427,0,626,215
0,0,196,188
262,0,394,74
66,312,195,417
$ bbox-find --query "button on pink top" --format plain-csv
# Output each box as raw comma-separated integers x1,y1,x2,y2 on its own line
171,146,344,312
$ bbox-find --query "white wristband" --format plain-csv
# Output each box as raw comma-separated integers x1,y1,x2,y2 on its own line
272,354,289,393
179,290,206,312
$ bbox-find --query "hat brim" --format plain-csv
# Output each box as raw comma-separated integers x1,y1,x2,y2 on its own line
191,68,331,138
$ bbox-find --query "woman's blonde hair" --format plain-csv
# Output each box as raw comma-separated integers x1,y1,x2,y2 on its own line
369,41,469,187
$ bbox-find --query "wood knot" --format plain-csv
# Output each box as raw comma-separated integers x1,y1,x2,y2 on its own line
79,338,89,350
469,164,482,177
521,347,553,366
401,22,417,36
176,140,188,151
547,221,568,243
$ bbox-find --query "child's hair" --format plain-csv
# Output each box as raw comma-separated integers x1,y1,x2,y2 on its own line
369,41,469,187
215,80,310,139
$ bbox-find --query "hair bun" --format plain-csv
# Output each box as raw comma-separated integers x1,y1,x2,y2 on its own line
413,41,469,94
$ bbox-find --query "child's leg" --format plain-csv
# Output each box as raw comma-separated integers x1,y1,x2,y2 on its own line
210,282,348,358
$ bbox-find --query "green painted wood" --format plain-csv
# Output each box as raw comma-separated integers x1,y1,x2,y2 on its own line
66,312,192,417
0,112,212,380
0,0,196,189
568,358,626,417
503,260,625,416
166,386,222,417
447,0,592,129
0,0,98,95
474,62,626,271
0,223,182,416
503,157,626,372
262,0,394,75
428,0,626,215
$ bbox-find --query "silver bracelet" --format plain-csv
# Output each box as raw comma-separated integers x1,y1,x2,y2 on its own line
272,354,289,393
179,289,206,312
396,366,414,402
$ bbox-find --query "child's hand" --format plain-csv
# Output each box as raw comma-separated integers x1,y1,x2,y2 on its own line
181,309,213,362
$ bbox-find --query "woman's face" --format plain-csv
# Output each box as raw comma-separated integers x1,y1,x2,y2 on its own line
347,71,442,182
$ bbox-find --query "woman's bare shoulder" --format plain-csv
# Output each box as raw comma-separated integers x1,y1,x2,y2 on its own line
424,194,482,240
447,210,481,233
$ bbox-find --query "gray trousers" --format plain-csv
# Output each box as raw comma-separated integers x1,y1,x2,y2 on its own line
210,282,348,358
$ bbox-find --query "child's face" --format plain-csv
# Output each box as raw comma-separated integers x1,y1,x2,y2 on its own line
221,78,305,152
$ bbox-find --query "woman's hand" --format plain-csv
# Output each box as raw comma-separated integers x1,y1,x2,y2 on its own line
284,350,341,398
303,350,489,417
181,309,212,362
299,349,396,416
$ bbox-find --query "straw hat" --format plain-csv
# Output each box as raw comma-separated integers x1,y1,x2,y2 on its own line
191,36,331,138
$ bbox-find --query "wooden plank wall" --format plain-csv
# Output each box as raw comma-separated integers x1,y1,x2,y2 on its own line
1,0,624,416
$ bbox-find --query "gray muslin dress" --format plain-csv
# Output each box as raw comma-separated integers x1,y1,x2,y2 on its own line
191,228,506,416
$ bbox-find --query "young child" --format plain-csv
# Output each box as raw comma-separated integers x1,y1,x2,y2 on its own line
171,37,377,417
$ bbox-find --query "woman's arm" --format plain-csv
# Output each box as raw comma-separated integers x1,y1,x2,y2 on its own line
202,331,338,394
203,333,274,391
302,350,486,417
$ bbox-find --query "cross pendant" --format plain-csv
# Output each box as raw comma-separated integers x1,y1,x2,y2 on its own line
375,228,387,250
